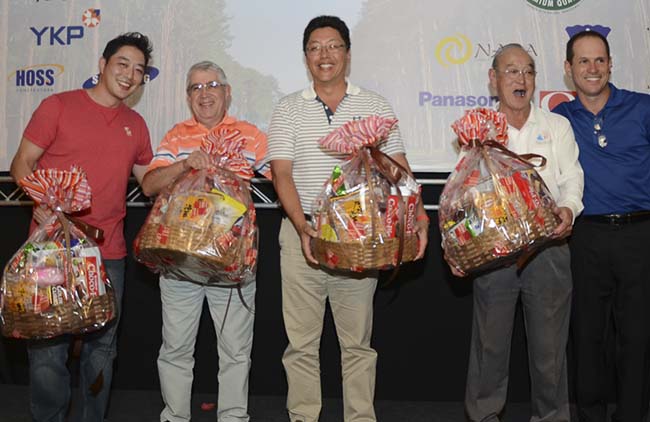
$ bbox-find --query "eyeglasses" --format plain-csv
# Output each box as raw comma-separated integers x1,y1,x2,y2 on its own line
188,80,226,94
594,117,607,148
496,68,537,80
306,43,346,56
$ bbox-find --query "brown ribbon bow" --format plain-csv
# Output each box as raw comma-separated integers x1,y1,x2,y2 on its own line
360,145,415,282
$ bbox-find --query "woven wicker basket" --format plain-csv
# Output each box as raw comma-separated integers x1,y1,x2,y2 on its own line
444,207,558,274
1,288,115,339
136,222,240,272
312,234,418,271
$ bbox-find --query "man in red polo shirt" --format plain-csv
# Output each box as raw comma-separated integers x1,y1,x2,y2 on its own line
10,32,154,422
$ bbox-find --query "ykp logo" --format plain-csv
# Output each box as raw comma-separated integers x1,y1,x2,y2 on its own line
10,64,64,87
82,9,101,27
539,91,575,111
31,9,100,46
435,34,472,67
31,26,83,46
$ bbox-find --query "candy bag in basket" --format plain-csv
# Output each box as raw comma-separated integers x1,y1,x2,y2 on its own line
439,108,559,275
1,167,116,339
311,115,421,272
134,127,258,286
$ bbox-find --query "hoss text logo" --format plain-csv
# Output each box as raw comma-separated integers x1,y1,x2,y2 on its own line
10,64,64,87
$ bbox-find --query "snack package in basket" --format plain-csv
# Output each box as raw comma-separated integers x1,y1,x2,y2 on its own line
439,108,559,274
311,115,421,272
133,128,258,286
1,167,116,339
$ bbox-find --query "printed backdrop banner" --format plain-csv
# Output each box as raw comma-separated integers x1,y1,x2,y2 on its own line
1,0,649,171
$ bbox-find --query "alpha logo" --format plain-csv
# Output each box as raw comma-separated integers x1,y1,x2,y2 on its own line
419,92,498,107
526,0,582,12
435,34,472,67
82,9,101,27
9,64,64,88
436,35,538,67
539,91,576,111
475,43,538,60
81,66,160,89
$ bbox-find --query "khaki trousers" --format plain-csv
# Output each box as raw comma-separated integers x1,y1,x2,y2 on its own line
279,218,378,422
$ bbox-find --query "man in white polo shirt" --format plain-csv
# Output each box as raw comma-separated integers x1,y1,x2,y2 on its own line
267,15,428,422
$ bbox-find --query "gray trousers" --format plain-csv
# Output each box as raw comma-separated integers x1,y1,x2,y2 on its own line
465,243,572,422
158,276,255,422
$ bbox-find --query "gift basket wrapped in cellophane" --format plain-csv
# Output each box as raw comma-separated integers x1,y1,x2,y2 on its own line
439,108,559,275
134,128,258,286
311,115,421,272
1,167,116,339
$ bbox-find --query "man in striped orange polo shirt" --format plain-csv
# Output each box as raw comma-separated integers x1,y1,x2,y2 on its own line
141,60,269,422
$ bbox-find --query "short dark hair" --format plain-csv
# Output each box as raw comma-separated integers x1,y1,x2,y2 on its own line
566,30,610,63
102,32,153,68
302,15,350,54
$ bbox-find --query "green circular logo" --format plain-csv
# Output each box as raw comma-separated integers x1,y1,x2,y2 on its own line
526,0,582,11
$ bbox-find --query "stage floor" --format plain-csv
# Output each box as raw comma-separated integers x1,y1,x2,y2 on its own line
0,384,585,421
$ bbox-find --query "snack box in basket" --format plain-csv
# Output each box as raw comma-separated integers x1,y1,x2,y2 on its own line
311,185,419,271
441,168,558,273
3,241,107,316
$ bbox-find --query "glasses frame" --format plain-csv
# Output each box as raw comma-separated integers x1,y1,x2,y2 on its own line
496,68,537,80
187,80,227,95
305,43,347,56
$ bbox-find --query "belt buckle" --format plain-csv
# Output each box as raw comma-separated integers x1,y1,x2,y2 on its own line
607,214,624,225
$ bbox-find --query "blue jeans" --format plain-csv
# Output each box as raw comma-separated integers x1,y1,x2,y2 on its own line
28,258,125,422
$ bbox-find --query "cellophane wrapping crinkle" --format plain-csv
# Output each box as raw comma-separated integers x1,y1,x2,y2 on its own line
439,108,559,274
1,167,116,339
134,128,258,286
311,115,421,272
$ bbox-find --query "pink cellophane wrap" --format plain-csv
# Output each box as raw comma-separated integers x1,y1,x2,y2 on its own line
1,167,116,339
439,108,559,275
311,115,421,272
134,127,258,286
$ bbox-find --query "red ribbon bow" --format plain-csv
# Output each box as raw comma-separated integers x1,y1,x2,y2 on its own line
451,108,509,147
201,127,254,181
18,166,91,213
319,115,398,154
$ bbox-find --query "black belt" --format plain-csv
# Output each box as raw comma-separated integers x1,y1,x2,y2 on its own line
281,210,311,222
582,211,650,225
